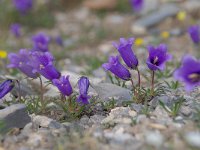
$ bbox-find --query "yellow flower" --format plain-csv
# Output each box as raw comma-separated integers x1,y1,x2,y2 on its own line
177,11,186,21
161,31,170,39
0,50,7,59
135,38,144,46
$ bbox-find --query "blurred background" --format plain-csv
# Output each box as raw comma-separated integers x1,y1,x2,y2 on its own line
0,0,200,75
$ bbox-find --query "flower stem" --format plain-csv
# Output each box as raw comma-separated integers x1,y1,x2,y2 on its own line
131,78,138,100
136,67,141,88
130,79,135,92
16,80,22,103
68,96,73,112
39,76,44,110
151,71,155,96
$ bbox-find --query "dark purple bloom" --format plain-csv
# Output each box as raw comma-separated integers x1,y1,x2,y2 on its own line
7,49,38,78
10,23,21,38
102,56,131,80
52,76,73,96
146,44,172,71
12,0,33,14
30,51,60,80
55,36,64,47
0,79,15,99
188,25,200,44
130,0,144,12
77,77,91,104
113,37,138,69
174,55,200,91
32,32,50,52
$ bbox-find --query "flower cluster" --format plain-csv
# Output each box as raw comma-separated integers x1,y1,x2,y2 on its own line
102,37,172,99
12,0,33,14
188,25,200,44
7,38,90,104
103,37,171,79
102,38,137,80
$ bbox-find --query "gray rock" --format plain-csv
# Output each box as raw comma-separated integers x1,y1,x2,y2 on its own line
92,68,106,78
104,127,135,144
185,132,200,148
145,131,164,148
130,103,143,113
11,80,34,97
92,83,132,101
77,115,106,129
26,130,56,149
44,86,60,98
0,104,31,130
89,115,106,124
32,115,63,129
131,4,180,35
180,106,192,117
79,115,91,128
136,114,147,124
152,106,172,124
61,71,102,86
140,0,159,15
149,95,173,108
101,107,137,126
110,107,137,118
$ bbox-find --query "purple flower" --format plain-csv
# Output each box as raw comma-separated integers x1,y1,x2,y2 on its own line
12,0,33,14
32,32,50,52
113,37,138,69
7,49,38,78
102,56,131,80
0,79,15,99
188,25,200,44
55,36,64,47
77,77,91,104
52,76,73,96
130,0,144,12
174,55,200,91
10,23,21,38
30,51,60,80
146,44,172,71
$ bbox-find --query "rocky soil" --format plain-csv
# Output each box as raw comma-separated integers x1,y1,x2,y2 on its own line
0,0,200,150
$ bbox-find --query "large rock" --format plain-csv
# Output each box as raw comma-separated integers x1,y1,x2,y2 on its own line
92,83,132,101
0,104,31,130
131,4,180,35
140,0,159,15
101,107,137,126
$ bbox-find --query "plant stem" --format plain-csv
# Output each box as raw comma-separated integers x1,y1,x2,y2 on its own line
130,78,138,100
130,79,135,93
39,76,44,110
68,96,73,112
136,67,141,88
151,71,155,96
16,80,22,103
60,94,65,102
